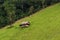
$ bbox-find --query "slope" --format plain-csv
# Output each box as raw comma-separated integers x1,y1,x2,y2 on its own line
0,3,60,40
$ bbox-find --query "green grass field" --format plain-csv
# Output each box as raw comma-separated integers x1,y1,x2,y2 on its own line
0,3,60,40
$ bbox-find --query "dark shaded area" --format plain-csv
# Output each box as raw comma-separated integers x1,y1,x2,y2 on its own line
0,0,4,4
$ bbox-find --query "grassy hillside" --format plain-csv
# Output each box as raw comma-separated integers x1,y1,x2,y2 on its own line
0,3,60,40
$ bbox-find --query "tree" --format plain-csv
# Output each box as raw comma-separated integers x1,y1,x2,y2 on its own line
3,0,16,26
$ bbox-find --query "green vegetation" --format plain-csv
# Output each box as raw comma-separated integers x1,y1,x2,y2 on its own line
0,0,60,28
0,3,60,40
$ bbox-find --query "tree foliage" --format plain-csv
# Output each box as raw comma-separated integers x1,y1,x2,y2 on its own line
0,0,60,28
